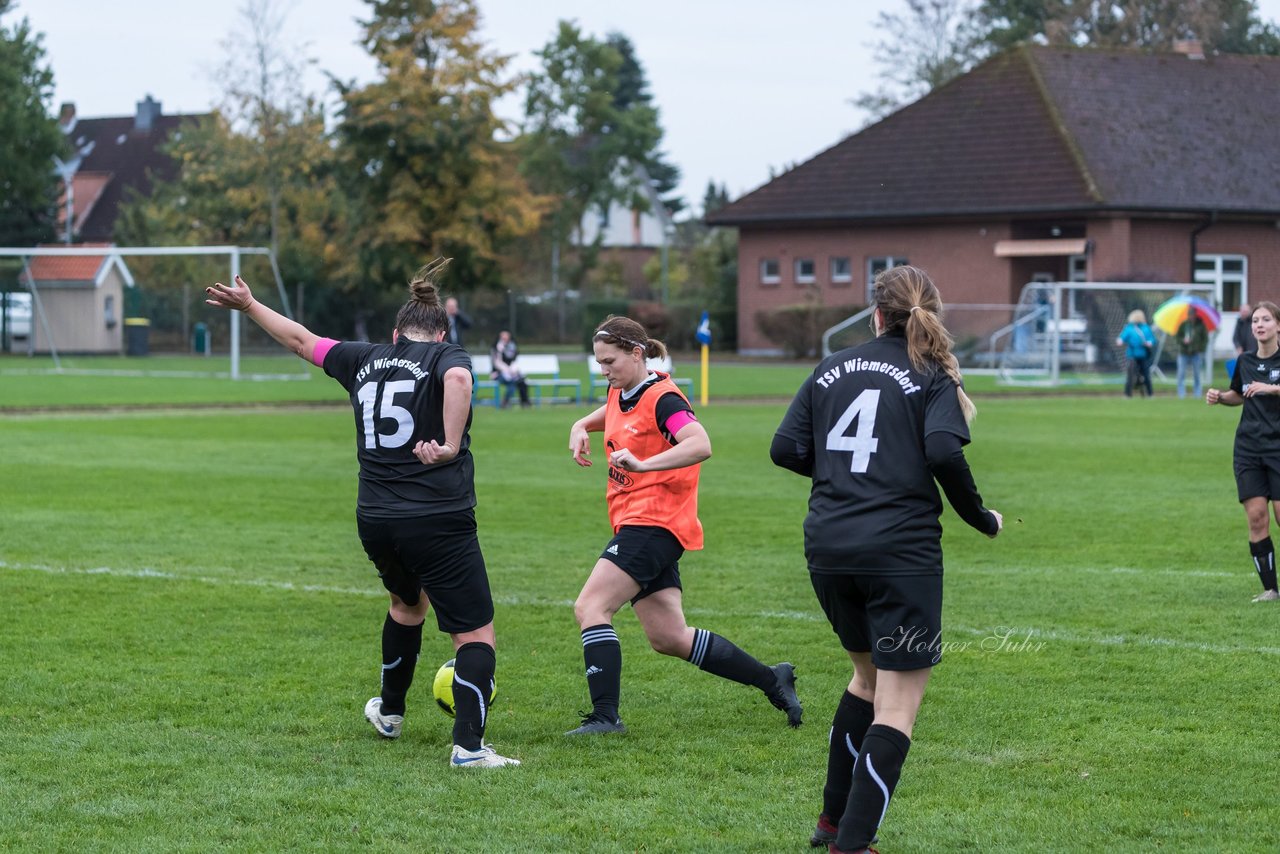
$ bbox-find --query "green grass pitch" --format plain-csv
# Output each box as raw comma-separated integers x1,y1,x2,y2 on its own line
1,359,1275,851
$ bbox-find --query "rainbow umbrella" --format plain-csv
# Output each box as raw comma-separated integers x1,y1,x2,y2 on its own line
1152,295,1221,336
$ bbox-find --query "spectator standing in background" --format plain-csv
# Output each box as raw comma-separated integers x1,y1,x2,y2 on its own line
446,297,472,348
1175,312,1209,399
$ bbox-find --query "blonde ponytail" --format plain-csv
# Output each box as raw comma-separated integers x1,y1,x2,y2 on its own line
875,265,976,423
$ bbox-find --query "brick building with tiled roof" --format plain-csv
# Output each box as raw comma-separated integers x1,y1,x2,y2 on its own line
710,44,1280,354
55,95,205,243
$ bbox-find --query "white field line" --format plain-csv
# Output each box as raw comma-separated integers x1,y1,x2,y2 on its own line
0,367,311,381
2,559,1277,657
964,565,1245,580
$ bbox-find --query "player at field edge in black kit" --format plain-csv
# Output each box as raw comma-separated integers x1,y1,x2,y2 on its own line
204,260,519,768
1206,300,1280,603
563,315,804,736
771,265,1002,854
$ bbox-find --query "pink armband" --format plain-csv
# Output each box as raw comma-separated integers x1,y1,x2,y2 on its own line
311,338,339,367
663,410,698,437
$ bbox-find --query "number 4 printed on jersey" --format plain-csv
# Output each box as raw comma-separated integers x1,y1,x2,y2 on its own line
826,389,880,473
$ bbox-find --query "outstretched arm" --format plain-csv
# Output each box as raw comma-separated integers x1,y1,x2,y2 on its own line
205,276,321,364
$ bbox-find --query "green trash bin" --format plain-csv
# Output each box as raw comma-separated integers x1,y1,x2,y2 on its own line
193,322,210,355
124,318,150,356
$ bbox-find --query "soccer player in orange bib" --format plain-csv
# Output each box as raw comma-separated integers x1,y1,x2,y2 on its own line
564,315,803,735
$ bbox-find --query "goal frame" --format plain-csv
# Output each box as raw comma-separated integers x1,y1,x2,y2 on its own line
0,245,292,380
991,280,1220,386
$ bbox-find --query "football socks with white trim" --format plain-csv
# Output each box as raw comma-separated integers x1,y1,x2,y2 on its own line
823,692,876,822
836,724,911,853
378,613,422,716
688,628,774,690
1250,536,1278,593
581,624,622,722
451,641,496,752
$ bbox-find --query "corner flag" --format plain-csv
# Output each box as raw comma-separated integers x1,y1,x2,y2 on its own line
695,311,710,405
695,311,712,345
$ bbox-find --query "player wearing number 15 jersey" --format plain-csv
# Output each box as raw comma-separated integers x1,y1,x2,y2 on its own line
205,259,518,769
771,265,1000,854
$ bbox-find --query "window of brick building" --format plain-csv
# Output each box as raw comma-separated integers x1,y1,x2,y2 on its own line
760,258,781,285
1195,254,1247,311
795,258,816,284
831,256,852,285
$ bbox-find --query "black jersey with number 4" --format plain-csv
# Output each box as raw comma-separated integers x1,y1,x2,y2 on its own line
773,335,970,574
1230,350,1280,457
323,338,475,519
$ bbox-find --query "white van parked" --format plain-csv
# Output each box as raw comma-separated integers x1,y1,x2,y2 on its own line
2,292,32,339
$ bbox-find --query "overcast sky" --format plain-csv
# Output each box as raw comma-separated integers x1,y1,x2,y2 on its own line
17,0,1280,216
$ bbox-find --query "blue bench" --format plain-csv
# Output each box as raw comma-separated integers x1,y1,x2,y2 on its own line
470,353,582,407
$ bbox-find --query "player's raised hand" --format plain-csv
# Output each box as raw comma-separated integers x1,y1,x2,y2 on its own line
205,275,256,312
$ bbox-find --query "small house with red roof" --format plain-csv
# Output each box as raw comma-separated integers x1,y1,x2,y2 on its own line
19,245,134,354
709,44,1280,354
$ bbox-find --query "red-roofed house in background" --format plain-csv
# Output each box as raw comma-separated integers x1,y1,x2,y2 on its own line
17,96,207,354
19,244,134,354
53,95,206,244
709,44,1280,355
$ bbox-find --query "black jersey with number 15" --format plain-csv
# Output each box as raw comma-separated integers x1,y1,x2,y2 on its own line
323,338,475,519
773,335,970,574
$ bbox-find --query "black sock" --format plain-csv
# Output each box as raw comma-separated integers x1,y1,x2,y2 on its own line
451,642,496,751
823,692,876,821
835,724,912,851
378,614,422,716
582,624,622,721
1250,537,1278,591
687,628,774,691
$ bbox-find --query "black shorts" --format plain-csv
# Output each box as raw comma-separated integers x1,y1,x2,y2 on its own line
1234,453,1280,502
600,525,684,605
810,571,943,671
357,509,494,634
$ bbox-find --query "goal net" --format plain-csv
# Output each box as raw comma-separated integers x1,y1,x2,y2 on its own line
990,281,1219,386
820,281,1221,387
0,245,308,380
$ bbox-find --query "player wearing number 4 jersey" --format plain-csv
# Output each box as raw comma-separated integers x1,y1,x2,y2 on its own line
771,265,1000,854
205,260,518,769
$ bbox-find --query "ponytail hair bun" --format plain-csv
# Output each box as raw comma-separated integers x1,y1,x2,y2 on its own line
395,258,452,338
408,258,452,307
